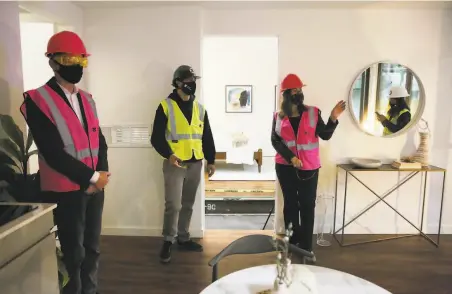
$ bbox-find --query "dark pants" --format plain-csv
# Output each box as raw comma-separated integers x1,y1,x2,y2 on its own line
42,190,104,294
275,164,318,252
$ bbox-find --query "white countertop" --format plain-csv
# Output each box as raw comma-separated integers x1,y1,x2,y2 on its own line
200,264,391,294
0,203,56,240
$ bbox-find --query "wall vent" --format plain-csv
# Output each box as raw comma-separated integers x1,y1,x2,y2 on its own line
101,125,152,148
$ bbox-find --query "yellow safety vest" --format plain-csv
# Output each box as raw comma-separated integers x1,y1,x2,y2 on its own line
383,108,410,135
160,98,205,160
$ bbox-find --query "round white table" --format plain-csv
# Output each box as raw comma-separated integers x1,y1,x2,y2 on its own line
200,264,391,294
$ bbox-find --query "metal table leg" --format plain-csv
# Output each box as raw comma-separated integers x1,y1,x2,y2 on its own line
333,168,446,248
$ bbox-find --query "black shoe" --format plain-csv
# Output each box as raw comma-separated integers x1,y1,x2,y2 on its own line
177,239,203,252
160,241,172,263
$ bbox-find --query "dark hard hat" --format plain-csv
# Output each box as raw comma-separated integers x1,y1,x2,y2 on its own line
173,65,201,81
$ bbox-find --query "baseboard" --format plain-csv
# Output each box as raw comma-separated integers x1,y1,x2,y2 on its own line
427,224,452,234
101,225,452,237
275,225,452,235
101,227,204,238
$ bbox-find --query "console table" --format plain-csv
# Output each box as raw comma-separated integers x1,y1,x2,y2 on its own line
333,164,446,247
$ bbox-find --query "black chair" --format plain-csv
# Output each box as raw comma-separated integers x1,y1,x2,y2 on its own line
208,234,314,283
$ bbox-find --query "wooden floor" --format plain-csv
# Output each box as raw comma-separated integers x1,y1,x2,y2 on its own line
98,231,452,294
205,173,275,198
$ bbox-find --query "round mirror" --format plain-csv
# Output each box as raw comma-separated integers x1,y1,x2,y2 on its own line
348,62,425,137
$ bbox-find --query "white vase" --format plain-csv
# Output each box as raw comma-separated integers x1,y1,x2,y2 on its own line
413,131,429,167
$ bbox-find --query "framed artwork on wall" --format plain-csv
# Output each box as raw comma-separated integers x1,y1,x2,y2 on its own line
225,85,253,113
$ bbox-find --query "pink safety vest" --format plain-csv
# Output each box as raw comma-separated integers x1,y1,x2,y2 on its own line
20,84,100,192
274,106,321,170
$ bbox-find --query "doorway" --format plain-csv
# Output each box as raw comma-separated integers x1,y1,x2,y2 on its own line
19,10,56,174
201,36,279,230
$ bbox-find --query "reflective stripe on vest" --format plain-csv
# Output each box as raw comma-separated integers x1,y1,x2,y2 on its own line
165,98,205,141
275,107,318,151
36,86,99,160
79,89,98,119
383,108,410,135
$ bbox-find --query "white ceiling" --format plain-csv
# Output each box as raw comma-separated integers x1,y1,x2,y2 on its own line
19,6,30,13
72,1,452,10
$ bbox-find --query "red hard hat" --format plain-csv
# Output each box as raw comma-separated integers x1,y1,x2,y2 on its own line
280,74,306,92
45,31,90,57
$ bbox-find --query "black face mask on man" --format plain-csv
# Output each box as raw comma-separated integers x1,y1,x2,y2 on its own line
180,81,196,96
56,63,84,84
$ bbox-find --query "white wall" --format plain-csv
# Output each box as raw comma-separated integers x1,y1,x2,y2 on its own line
81,2,452,236
202,36,278,157
19,21,55,173
203,4,452,234
0,2,25,129
19,1,83,34
83,6,204,236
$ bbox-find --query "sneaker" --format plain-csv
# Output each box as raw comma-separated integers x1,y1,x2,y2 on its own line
305,251,317,264
177,239,203,252
159,241,172,263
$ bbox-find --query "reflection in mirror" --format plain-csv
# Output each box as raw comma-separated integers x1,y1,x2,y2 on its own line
349,62,424,137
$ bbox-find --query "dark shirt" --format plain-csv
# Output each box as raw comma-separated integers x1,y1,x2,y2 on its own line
271,108,338,163
382,111,411,134
150,90,216,164
23,77,109,192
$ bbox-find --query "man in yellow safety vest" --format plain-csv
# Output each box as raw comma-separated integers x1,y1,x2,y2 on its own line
376,86,412,135
151,65,216,264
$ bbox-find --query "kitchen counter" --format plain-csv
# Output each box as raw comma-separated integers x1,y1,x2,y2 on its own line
0,202,59,294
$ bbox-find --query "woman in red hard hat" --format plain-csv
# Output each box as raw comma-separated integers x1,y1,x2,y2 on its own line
271,73,345,264
20,31,109,294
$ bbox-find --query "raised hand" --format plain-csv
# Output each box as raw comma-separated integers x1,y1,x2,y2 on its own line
330,100,346,121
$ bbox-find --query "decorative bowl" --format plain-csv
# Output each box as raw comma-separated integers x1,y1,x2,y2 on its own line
350,158,382,169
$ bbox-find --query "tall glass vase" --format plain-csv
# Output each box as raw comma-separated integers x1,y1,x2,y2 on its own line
316,194,334,247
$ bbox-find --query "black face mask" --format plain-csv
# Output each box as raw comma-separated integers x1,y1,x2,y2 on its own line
181,81,196,96
57,64,83,84
291,92,304,105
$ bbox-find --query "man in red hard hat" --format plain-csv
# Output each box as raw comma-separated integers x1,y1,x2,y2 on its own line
272,73,345,264
20,31,109,294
